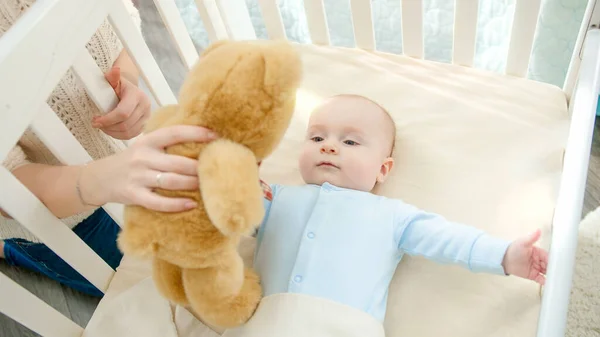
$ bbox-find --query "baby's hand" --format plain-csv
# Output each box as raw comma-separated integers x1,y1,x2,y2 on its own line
502,229,548,285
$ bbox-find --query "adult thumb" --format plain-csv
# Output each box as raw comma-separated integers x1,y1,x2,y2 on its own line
104,66,122,96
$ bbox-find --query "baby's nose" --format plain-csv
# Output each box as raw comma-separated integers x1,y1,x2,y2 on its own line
320,144,337,154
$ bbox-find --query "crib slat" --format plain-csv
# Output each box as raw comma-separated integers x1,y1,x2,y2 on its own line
401,0,423,58
505,0,542,77
0,272,83,337
303,0,330,45
72,49,119,114
258,0,287,40
536,29,600,337
0,0,109,162
0,166,115,293
107,0,177,106
350,0,375,50
153,0,199,70
30,104,125,227
31,105,95,165
215,0,257,40
195,0,229,42
563,0,597,98
452,0,479,66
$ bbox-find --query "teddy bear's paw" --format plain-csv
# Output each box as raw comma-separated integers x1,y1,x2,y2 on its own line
214,267,263,327
191,267,263,329
217,208,263,237
182,252,245,299
153,259,189,306
198,139,266,237
224,214,247,235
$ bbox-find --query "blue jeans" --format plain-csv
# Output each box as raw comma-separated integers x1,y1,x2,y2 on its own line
3,208,123,297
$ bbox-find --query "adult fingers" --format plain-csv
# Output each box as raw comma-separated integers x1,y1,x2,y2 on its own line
104,66,122,93
93,85,138,128
141,125,218,149
100,102,147,139
147,171,199,191
136,189,197,213
147,153,199,176
122,108,147,140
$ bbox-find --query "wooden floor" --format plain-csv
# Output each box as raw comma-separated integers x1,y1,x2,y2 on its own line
1,2,600,336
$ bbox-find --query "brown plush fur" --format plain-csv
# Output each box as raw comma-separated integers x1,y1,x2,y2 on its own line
117,40,302,328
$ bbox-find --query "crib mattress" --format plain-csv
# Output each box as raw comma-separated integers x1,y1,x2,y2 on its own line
83,43,570,337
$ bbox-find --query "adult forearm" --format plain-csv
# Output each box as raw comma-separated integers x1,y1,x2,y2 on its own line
3,125,218,220
11,162,109,219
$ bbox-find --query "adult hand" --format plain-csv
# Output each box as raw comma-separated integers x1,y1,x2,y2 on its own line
91,66,151,140
83,125,218,212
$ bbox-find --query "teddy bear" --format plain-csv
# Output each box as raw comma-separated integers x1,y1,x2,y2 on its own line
116,39,302,329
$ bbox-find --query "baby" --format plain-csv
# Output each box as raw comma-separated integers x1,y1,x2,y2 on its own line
253,94,548,323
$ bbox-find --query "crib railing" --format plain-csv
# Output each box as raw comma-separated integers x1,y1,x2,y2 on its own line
164,0,593,96
537,27,600,337
0,0,597,336
0,0,173,335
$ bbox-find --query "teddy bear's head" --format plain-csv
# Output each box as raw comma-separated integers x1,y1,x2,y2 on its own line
170,39,302,161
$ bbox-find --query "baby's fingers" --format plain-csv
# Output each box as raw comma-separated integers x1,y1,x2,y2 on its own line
538,249,549,274
534,273,546,286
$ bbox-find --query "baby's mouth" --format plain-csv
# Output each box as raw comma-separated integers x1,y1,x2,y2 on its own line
317,161,339,169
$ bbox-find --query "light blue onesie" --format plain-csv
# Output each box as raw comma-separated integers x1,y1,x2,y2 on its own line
253,182,511,322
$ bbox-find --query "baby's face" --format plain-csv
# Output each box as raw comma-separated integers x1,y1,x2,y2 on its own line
299,96,395,192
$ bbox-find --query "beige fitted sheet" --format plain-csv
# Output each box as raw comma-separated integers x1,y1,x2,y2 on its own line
83,43,570,337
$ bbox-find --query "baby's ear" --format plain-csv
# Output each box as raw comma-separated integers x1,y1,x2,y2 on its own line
377,157,395,183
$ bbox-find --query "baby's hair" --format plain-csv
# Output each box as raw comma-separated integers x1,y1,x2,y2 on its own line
329,94,397,156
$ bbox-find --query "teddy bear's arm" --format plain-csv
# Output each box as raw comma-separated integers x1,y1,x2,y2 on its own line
198,139,265,236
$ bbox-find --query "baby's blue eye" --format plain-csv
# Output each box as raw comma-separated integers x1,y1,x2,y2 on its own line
311,136,324,142
344,140,358,146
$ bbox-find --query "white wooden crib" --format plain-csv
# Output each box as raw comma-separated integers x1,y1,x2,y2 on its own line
1,0,599,336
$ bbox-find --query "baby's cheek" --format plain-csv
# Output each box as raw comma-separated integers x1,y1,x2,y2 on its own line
352,156,381,180
298,149,313,178
345,159,368,178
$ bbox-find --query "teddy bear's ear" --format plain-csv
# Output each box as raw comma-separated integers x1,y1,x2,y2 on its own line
200,39,231,57
262,41,303,98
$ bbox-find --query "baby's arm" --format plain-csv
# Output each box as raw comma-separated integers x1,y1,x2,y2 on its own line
395,203,510,275
395,202,548,284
